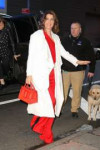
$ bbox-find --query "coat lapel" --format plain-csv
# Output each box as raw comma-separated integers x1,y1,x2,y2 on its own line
42,30,54,71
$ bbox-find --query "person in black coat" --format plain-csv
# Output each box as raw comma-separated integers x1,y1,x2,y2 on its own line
61,21,96,117
0,17,19,89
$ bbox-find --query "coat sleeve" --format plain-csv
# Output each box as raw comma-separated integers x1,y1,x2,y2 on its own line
86,40,96,73
57,36,78,67
26,33,50,91
26,34,36,76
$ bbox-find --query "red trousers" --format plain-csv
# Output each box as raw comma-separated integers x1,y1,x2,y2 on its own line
30,69,56,143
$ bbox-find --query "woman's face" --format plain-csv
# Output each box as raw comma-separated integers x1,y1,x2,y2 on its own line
0,21,4,30
44,14,55,31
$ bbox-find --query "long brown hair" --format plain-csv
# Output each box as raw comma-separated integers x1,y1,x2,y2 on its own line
40,10,59,34
0,17,6,26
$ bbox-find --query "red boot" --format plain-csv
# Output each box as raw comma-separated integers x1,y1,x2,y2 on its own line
39,131,54,144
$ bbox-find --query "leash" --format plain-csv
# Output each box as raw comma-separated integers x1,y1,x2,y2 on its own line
88,77,93,91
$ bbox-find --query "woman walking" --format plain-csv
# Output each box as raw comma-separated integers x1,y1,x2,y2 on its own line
26,10,90,144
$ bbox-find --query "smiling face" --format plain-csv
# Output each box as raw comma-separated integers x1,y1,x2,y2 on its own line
71,23,81,37
43,14,55,31
0,21,4,30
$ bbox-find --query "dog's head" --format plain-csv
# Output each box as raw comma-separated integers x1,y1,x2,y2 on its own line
89,85,100,100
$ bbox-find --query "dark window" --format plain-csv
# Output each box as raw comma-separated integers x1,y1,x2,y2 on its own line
12,16,37,43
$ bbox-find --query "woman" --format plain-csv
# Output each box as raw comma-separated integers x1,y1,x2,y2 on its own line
0,17,18,89
26,10,90,143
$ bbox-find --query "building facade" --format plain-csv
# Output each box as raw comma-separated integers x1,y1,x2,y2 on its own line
0,0,100,46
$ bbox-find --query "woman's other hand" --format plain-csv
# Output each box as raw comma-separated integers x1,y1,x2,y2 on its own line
26,76,33,85
14,54,21,61
77,60,90,65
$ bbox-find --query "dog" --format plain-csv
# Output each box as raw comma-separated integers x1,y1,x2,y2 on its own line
88,84,100,121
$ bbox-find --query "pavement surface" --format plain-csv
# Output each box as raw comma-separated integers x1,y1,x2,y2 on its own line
35,127,100,150
0,97,100,150
0,99,89,150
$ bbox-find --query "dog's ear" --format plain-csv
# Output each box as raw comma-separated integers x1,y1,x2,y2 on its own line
89,89,92,96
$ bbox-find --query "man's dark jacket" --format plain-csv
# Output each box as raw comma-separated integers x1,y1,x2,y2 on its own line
61,35,96,73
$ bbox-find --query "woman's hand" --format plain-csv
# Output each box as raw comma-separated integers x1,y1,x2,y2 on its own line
14,54,21,61
26,76,33,85
77,60,90,65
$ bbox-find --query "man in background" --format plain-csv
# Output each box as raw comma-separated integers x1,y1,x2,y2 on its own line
61,22,96,118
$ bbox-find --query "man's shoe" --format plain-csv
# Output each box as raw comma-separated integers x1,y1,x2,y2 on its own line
72,112,78,118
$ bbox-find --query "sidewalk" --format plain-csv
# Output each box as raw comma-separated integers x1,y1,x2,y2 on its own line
36,126,100,150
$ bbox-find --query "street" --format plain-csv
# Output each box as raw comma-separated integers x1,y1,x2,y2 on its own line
0,60,100,150
0,99,89,150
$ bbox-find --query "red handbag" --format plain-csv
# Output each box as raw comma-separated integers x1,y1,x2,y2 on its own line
18,83,38,104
